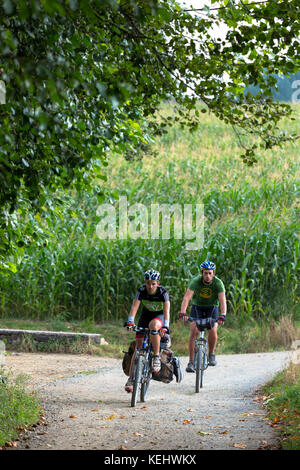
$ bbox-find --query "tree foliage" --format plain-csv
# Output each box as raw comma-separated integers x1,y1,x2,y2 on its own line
0,0,300,267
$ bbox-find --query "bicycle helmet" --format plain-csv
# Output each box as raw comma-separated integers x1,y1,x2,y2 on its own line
200,260,216,271
144,269,160,281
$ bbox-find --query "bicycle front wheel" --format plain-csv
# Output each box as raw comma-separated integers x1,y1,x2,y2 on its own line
131,354,144,407
141,354,151,402
195,346,205,392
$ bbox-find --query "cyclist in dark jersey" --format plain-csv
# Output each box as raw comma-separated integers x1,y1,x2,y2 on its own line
124,269,170,392
179,260,227,370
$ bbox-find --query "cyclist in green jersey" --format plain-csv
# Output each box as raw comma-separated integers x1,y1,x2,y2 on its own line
179,260,227,370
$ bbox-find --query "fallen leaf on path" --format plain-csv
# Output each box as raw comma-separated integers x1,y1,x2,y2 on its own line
5,441,18,448
69,415,77,419
260,440,268,446
183,419,191,425
198,431,213,436
233,443,247,449
216,430,228,434
91,409,99,412
119,445,127,450
133,432,144,437
105,414,116,420
187,409,195,412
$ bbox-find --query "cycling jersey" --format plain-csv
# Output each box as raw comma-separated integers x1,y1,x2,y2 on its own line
135,285,169,314
135,285,169,334
188,275,225,307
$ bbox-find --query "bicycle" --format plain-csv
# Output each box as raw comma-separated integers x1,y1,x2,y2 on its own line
189,316,215,392
129,326,159,407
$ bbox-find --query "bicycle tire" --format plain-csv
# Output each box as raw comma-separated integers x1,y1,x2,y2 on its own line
196,344,206,392
141,354,151,402
195,346,202,393
131,354,144,407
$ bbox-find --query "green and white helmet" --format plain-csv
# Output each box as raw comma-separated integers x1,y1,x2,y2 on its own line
144,269,160,281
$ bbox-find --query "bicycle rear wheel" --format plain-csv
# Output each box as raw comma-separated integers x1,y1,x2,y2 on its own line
131,354,144,407
141,355,151,402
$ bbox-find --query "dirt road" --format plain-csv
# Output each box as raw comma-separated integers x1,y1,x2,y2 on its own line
4,350,291,451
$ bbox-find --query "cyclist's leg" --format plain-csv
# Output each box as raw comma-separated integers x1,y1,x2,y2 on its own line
125,336,143,392
188,305,202,360
125,316,146,392
208,323,218,353
186,322,198,372
148,314,163,372
129,337,143,377
207,307,219,366
188,322,199,362
148,315,163,356
186,305,199,372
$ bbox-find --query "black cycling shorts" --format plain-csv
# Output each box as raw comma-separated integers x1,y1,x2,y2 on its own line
190,305,218,322
136,312,164,338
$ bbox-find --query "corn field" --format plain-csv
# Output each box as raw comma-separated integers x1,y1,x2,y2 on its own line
0,103,299,325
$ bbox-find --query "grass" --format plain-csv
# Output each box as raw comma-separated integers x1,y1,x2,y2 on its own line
0,372,41,447
1,315,299,357
262,362,300,450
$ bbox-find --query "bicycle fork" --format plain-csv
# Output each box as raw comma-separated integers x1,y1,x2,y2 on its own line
194,331,208,370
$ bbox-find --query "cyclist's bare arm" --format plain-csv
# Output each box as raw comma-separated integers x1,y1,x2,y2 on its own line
218,291,227,316
180,289,194,320
163,300,170,325
128,299,141,325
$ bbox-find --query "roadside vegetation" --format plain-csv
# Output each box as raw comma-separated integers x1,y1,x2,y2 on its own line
262,362,300,450
0,315,298,358
0,371,41,448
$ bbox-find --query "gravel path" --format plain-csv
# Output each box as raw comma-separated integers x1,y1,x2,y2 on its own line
5,350,292,451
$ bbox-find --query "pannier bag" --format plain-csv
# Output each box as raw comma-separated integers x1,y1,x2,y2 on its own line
152,348,183,384
122,340,136,376
172,356,183,383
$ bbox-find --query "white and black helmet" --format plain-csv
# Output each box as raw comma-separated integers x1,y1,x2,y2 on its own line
144,269,160,281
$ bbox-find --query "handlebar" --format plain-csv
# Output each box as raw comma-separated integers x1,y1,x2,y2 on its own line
188,316,215,330
126,325,160,335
